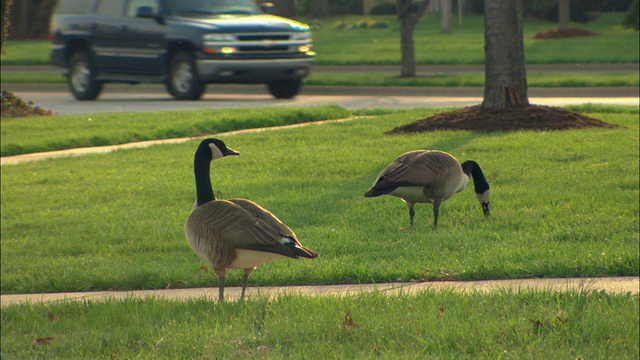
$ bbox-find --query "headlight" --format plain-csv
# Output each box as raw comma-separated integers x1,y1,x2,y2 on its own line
291,31,311,41
203,33,235,42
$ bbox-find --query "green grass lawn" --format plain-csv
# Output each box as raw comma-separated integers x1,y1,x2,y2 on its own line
1,13,637,66
310,12,639,65
2,290,637,359
0,105,353,157
1,105,638,295
1,104,638,359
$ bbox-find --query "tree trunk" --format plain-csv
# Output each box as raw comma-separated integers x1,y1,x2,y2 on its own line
270,0,296,18
1,0,13,53
482,0,529,110
8,0,58,39
558,0,570,30
396,0,431,77
441,0,452,34
309,0,331,18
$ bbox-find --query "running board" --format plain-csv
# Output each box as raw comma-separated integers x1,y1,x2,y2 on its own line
96,73,166,84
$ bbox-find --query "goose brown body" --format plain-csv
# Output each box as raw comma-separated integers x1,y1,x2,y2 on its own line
365,150,490,228
185,138,318,302
186,199,317,270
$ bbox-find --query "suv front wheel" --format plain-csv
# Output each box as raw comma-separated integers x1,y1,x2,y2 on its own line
68,51,103,101
166,52,205,100
266,79,302,99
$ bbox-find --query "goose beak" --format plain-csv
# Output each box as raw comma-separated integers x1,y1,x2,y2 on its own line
225,148,240,156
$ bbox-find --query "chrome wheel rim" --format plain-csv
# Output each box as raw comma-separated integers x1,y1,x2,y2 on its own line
172,62,193,93
70,62,91,92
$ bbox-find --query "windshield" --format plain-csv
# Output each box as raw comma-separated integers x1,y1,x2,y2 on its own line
164,0,260,16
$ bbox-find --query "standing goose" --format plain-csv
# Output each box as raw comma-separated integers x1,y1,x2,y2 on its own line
185,138,318,302
364,150,490,228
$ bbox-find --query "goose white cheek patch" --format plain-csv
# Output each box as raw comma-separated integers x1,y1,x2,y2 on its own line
209,143,224,160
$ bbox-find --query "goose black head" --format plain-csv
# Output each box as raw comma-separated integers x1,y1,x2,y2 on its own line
461,160,490,217
198,138,240,161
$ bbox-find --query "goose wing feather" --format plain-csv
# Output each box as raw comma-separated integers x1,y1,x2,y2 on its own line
187,200,310,265
228,199,318,258
376,150,460,186
227,198,296,239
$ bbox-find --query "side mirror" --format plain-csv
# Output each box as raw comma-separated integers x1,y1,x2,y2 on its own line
136,6,164,24
136,6,156,19
260,2,274,14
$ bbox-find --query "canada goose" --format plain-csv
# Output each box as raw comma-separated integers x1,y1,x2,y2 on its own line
364,150,490,228
185,138,318,302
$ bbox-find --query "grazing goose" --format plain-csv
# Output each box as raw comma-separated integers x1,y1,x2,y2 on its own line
364,150,490,228
185,138,318,302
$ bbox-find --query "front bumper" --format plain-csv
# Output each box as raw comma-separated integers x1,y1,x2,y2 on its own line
196,57,313,84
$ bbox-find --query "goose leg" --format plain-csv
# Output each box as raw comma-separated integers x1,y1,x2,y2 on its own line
433,202,440,228
240,268,255,300
214,268,227,302
409,206,415,228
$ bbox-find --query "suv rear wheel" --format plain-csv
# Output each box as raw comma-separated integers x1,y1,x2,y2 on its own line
266,79,302,99
68,51,103,100
166,52,205,100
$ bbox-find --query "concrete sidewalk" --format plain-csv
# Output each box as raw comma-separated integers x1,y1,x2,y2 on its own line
2,277,638,306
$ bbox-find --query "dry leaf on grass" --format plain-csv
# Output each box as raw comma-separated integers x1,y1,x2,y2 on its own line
47,312,58,322
32,337,54,347
343,311,358,333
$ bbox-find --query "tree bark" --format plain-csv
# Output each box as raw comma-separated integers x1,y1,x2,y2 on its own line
482,0,529,110
270,0,296,18
441,0,452,34
396,0,430,77
309,0,331,18
558,0,570,30
1,0,13,53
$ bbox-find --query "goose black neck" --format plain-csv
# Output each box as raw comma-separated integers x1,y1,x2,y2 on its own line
461,160,490,194
194,153,215,206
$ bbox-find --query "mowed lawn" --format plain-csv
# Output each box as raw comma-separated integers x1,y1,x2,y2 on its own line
0,105,638,359
2,13,638,66
1,105,638,294
2,290,638,359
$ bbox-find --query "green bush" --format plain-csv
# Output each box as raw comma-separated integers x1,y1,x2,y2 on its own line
622,0,639,30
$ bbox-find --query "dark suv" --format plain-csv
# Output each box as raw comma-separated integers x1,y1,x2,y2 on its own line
49,0,315,100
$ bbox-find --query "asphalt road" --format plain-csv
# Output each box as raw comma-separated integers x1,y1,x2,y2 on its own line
4,83,638,115
2,64,638,115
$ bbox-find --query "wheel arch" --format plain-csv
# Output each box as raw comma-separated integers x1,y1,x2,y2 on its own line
165,40,198,72
64,38,94,66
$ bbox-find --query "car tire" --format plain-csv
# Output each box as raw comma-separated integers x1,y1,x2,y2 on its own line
67,51,103,101
266,79,302,99
166,52,205,100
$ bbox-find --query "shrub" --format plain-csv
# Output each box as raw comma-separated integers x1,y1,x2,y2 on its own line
622,0,639,30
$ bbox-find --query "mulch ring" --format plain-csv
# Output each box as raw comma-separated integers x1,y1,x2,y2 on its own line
532,27,600,39
385,104,620,134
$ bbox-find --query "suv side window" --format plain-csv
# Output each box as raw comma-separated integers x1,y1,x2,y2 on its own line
126,0,159,17
96,0,126,16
